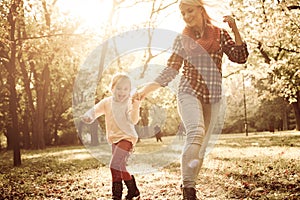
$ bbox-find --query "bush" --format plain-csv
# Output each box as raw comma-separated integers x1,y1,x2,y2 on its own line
58,132,79,145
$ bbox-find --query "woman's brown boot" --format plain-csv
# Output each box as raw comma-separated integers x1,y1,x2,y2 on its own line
183,187,198,200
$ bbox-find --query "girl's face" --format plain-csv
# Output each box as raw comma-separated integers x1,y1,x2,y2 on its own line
180,4,204,29
112,78,131,102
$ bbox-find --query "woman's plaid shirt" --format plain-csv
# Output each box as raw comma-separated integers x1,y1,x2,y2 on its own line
154,29,249,104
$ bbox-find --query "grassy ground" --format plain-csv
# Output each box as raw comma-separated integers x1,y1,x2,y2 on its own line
0,131,299,199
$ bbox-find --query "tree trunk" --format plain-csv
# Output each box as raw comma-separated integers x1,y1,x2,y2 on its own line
32,65,50,149
21,109,31,149
5,126,13,150
7,0,21,166
31,81,43,149
34,86,46,149
90,121,99,146
22,126,31,149
292,92,300,131
282,106,288,131
53,122,59,145
19,58,36,149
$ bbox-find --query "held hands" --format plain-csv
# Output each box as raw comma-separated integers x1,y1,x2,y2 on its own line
131,89,143,109
132,88,146,103
132,82,160,103
131,96,141,108
132,92,141,103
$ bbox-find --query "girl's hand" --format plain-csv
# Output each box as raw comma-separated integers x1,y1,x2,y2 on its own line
132,92,141,101
132,92,142,105
132,100,141,112
132,89,146,102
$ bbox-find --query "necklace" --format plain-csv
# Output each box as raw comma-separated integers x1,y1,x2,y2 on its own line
195,30,203,39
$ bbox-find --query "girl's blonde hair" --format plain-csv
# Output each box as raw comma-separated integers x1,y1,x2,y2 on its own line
110,73,131,91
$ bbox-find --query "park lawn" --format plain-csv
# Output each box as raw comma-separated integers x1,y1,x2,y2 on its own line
0,131,299,199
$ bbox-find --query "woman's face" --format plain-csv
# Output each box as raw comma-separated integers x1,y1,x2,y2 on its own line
112,78,131,102
180,4,204,29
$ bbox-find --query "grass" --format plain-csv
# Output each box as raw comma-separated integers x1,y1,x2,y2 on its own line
217,131,300,148
0,131,299,199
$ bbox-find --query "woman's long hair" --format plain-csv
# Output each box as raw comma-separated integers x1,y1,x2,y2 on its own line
180,0,213,26
180,0,232,29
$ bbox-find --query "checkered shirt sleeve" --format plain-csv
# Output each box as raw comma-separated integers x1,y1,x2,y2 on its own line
155,31,249,103
154,35,184,87
221,29,249,64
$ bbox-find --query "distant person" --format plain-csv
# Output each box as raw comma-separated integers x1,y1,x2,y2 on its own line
177,122,186,140
81,73,141,200
269,117,275,133
133,0,248,198
269,123,275,133
154,125,163,142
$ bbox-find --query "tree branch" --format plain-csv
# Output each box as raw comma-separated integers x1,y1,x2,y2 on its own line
151,0,179,15
258,41,271,64
287,5,300,10
223,69,243,78
13,33,82,41
268,45,300,53
42,0,50,28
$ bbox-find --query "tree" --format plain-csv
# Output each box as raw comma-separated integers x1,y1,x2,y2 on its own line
5,0,22,166
1,0,94,152
0,41,10,149
235,0,300,130
17,0,91,148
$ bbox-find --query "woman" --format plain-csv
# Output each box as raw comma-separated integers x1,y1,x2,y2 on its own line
134,0,249,199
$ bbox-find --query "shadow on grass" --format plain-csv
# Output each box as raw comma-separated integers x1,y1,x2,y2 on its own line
0,146,106,199
212,156,300,200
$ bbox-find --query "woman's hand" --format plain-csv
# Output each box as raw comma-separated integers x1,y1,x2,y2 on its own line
223,15,243,45
136,82,161,99
223,15,237,30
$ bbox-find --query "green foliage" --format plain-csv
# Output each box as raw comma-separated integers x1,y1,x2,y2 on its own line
58,131,79,146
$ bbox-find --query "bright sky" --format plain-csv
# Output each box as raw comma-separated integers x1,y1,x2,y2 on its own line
56,0,235,34
56,0,185,34
57,0,111,31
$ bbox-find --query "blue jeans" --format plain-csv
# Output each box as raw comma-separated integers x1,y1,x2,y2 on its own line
177,92,221,188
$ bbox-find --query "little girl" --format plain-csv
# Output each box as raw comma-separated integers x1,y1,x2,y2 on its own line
81,74,141,200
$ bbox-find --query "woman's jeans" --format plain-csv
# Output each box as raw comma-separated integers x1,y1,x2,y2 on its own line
110,140,133,182
177,93,221,188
